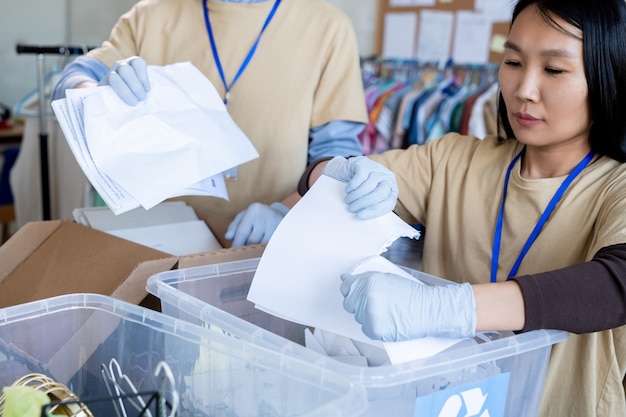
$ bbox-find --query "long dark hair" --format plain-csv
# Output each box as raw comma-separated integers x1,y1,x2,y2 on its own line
497,0,626,162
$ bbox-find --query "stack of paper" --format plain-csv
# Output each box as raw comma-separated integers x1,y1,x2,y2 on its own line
73,201,222,256
51,61,258,215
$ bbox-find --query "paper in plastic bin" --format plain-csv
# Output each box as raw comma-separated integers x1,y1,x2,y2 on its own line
147,257,569,417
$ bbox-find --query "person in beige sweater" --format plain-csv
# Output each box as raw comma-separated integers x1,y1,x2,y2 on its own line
52,0,368,247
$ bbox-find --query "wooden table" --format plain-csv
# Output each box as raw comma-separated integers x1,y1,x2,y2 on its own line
0,122,24,145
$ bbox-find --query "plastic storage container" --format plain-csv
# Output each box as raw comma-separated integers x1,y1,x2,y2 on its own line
147,257,569,417
0,293,367,417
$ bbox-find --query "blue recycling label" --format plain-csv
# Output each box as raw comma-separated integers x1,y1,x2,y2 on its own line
414,372,510,417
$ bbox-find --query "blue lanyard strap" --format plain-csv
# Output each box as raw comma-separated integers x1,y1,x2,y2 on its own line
203,0,281,104
490,148,595,282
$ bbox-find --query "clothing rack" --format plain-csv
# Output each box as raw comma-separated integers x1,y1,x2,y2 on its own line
361,56,498,87
359,57,500,154
15,44,95,220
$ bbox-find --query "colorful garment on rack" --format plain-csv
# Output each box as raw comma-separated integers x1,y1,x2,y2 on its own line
359,59,500,152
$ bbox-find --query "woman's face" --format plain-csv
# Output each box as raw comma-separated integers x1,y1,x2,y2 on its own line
498,4,591,151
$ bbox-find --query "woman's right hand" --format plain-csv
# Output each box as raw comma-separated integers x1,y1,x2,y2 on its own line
98,56,151,105
322,156,398,220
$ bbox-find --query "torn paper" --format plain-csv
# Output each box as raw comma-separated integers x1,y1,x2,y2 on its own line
247,176,418,349
248,175,470,364
305,327,389,367
305,328,370,366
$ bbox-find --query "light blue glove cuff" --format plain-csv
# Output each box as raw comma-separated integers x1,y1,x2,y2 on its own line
342,272,476,342
426,283,476,339
269,202,289,217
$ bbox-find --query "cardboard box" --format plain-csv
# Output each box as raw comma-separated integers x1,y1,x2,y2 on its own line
0,220,175,308
0,219,265,310
121,205,266,277
128,242,266,308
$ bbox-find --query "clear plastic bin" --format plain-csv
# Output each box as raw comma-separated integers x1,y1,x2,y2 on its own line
0,293,367,417
147,257,569,417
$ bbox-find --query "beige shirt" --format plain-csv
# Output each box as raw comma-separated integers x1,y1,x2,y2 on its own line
371,133,626,417
89,0,368,225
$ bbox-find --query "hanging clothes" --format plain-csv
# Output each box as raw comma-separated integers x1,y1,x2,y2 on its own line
359,58,500,154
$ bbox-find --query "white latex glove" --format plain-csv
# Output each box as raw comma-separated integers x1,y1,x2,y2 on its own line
322,156,398,220
340,271,476,342
98,56,151,105
225,202,289,247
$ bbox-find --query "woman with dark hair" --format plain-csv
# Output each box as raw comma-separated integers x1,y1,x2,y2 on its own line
300,0,626,415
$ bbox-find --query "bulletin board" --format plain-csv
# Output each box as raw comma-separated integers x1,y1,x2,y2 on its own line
375,0,511,64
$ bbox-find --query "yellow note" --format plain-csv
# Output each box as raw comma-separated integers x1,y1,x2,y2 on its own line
490,34,507,53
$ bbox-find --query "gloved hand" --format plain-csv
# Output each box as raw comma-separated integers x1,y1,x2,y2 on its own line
322,156,398,220
225,202,289,247
340,271,476,342
98,56,151,105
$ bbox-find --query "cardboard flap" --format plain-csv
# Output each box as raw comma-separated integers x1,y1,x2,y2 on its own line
0,221,175,308
0,221,63,281
178,244,266,269
117,257,180,305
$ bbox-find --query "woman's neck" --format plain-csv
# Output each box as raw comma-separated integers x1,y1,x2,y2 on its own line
520,144,593,179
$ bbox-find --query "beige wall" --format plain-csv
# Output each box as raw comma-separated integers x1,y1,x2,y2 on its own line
328,0,378,56
0,0,377,111
1,0,139,110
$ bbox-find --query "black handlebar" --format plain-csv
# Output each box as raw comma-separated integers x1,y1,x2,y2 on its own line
16,44,96,55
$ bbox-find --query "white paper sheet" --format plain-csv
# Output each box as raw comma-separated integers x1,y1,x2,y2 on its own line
107,219,222,256
52,93,140,214
73,201,199,230
53,86,230,214
475,0,514,21
382,13,418,59
306,327,389,366
416,10,454,62
248,176,416,348
452,11,492,64
51,61,253,214
248,176,466,364
82,62,256,209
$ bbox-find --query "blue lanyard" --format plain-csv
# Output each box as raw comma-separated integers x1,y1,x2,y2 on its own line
490,148,595,282
203,0,281,105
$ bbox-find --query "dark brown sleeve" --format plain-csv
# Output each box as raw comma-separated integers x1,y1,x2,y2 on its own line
511,243,626,334
297,157,334,196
